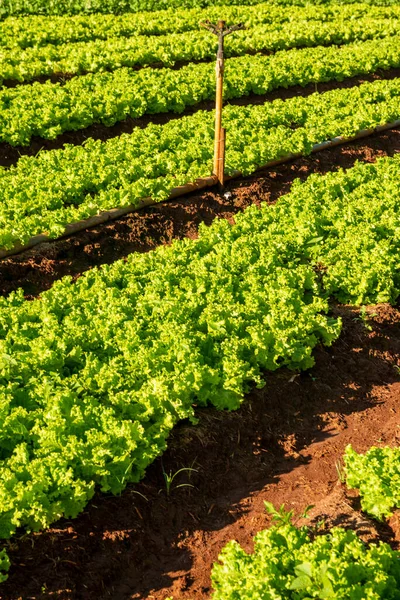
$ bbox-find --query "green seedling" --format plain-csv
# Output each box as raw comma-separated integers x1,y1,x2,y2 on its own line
264,502,314,527
160,467,198,496
353,306,377,331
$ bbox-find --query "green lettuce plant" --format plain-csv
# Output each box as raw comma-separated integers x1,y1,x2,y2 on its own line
2,0,400,18
2,144,400,579
212,519,400,599
345,445,400,520
3,34,400,146
3,76,400,251
2,3,397,50
1,16,398,84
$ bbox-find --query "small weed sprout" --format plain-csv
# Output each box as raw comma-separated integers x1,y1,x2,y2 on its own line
264,502,314,527
353,306,377,331
160,466,198,496
264,501,295,526
264,502,326,539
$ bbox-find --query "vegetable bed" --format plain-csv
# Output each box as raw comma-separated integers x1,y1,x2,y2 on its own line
0,129,400,599
1,0,400,597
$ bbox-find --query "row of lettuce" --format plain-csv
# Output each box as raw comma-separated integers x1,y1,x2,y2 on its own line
2,3,400,49
210,445,400,598
1,152,400,582
3,35,400,146
0,0,270,18
1,15,400,84
3,0,400,18
3,76,400,252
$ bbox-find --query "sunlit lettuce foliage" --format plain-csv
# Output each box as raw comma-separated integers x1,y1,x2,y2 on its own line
345,445,400,519
0,16,398,84
0,0,265,18
3,34,400,145
3,76,400,250
1,153,400,580
212,523,400,599
0,221,339,539
3,0,399,18
1,3,396,50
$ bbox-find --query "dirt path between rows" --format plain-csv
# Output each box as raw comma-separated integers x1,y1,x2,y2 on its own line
1,305,399,600
0,131,399,599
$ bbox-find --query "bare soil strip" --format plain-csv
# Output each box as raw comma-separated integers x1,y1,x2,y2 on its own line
2,68,400,169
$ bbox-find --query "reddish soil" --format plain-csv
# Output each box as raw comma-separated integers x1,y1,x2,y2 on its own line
0,131,400,599
1,68,400,169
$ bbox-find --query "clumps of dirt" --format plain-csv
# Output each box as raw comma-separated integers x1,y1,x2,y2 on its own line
298,485,388,546
388,511,400,543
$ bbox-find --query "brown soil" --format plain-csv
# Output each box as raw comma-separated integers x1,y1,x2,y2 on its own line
1,67,400,169
0,130,400,600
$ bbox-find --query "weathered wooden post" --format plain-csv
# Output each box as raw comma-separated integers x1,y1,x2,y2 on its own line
200,19,245,189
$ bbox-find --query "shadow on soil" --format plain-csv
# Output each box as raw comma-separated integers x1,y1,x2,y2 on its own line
2,305,400,600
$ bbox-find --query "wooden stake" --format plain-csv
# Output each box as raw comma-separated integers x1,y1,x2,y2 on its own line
200,19,245,189
217,127,226,189
214,20,225,180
